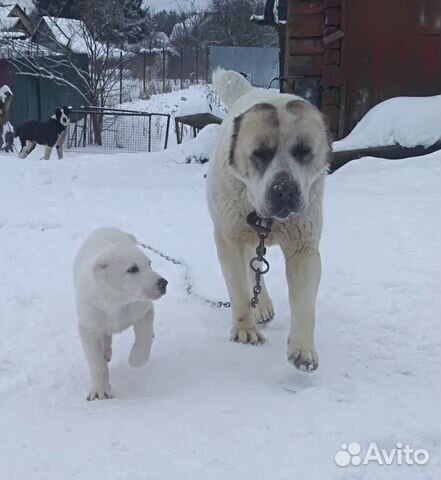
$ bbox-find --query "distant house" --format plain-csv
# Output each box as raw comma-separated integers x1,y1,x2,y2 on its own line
32,16,90,54
0,3,33,39
169,12,218,46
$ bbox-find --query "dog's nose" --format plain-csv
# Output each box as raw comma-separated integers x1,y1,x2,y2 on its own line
267,173,303,218
157,278,168,293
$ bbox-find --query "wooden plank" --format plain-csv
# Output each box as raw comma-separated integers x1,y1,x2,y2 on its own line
325,7,341,25
329,141,441,173
322,104,339,131
288,55,323,75
324,49,340,64
322,88,340,105
288,14,324,37
290,1,325,15
289,38,324,55
323,28,344,45
322,65,343,87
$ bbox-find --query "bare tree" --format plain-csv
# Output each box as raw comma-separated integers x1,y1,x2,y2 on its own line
209,0,278,46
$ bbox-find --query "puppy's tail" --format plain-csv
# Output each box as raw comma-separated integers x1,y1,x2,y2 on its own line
212,69,253,109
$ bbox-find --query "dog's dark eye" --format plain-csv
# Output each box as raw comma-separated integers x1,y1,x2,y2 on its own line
252,145,275,163
127,264,139,274
291,143,311,164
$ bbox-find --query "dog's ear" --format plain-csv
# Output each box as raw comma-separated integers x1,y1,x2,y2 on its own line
93,253,109,274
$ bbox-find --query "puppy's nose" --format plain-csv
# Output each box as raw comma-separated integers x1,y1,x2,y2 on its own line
268,173,303,218
157,278,168,293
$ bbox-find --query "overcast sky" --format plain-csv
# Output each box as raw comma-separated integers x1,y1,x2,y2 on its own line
145,0,209,12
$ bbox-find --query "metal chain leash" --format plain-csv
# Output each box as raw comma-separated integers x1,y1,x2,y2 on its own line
246,211,273,309
138,242,231,308
139,211,272,311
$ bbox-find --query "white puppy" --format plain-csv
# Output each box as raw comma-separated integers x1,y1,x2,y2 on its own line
73,228,167,400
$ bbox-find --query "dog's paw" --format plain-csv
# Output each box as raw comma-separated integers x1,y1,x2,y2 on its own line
287,340,318,372
104,346,112,362
129,345,150,367
253,297,275,325
87,385,113,401
230,325,265,345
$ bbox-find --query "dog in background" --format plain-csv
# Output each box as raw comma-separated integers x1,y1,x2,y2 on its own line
15,106,70,160
0,85,13,152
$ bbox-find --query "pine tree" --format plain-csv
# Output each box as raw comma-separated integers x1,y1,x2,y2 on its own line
33,0,78,18
121,0,150,44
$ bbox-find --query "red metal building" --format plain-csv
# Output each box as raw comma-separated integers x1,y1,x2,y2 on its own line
266,0,441,140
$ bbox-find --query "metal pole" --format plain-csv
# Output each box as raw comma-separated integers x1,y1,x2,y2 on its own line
119,51,123,104
143,50,146,94
195,46,199,83
180,47,183,90
205,46,209,82
149,43,152,82
162,48,166,93
148,115,152,152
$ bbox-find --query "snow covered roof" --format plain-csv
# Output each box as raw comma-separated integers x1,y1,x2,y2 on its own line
0,6,18,30
170,13,211,43
37,16,90,54
150,31,170,47
33,16,130,58
0,4,33,35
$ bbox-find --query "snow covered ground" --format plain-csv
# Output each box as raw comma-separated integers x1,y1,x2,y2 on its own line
0,141,440,479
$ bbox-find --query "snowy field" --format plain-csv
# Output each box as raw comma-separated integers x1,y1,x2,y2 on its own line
0,141,440,479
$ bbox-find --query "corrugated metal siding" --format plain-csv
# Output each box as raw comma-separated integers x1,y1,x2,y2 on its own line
209,46,279,88
1,54,88,127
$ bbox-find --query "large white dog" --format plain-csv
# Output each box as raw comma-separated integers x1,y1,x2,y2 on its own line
73,228,168,400
207,70,330,371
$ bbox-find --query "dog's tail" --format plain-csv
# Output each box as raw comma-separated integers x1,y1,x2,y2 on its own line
212,69,253,109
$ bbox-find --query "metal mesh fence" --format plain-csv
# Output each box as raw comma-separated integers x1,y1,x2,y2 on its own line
66,107,170,154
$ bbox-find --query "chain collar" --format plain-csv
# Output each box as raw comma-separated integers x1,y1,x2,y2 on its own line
138,211,272,311
246,211,273,309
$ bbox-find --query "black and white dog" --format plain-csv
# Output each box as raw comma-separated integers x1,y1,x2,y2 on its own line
15,106,70,160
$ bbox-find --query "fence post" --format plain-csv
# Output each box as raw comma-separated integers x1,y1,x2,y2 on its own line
143,50,146,95
162,48,166,93
36,43,42,120
195,46,199,83
205,46,209,82
180,47,183,90
119,51,123,104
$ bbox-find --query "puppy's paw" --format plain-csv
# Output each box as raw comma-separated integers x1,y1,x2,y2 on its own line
287,340,318,372
253,297,275,325
87,385,113,401
129,345,150,367
230,325,265,345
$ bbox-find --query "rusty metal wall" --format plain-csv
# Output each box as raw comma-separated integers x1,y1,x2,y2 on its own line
343,0,441,135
